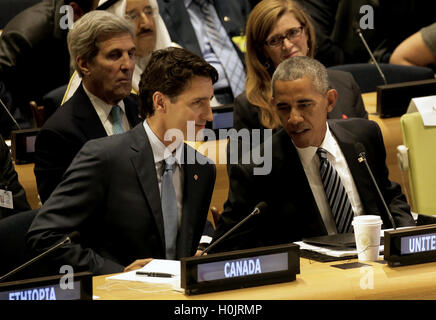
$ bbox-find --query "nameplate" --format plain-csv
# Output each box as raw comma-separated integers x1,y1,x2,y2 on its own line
181,243,299,295
0,272,92,300
376,79,436,118
384,224,436,267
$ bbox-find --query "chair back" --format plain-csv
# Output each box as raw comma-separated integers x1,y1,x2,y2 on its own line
400,112,436,215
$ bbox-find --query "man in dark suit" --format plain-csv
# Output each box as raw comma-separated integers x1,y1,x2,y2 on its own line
211,56,415,252
0,134,30,219
34,10,142,203
0,0,98,133
26,47,217,276
157,0,251,105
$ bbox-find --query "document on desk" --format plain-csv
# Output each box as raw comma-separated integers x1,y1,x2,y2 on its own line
295,241,384,258
107,259,180,285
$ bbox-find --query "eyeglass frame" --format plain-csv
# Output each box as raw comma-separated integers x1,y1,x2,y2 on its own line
124,5,156,23
264,25,306,48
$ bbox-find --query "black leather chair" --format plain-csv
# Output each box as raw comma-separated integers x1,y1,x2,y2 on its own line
328,63,435,93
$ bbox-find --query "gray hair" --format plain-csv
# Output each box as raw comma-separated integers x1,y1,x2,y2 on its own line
68,10,134,77
271,56,329,96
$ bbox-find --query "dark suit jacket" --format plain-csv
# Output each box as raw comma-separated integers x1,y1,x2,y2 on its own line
233,69,367,134
212,119,415,252
0,134,30,219
157,0,251,64
0,0,70,127
26,123,216,275
34,84,141,203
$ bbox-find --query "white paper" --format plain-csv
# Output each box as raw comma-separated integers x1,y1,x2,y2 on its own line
107,259,181,286
408,95,436,126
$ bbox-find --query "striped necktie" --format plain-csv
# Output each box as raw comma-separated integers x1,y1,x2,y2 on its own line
193,0,245,98
317,148,354,233
161,156,178,259
110,105,124,135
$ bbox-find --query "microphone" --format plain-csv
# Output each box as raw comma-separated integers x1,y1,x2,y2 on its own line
0,97,21,130
355,143,396,230
200,202,267,256
355,27,388,86
0,231,80,283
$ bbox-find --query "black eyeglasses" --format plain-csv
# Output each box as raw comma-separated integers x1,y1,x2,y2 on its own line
265,25,305,48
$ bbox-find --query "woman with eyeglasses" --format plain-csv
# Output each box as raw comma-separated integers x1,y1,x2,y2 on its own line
63,0,173,101
234,0,367,136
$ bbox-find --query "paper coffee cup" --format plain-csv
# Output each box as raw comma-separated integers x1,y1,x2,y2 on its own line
352,215,383,261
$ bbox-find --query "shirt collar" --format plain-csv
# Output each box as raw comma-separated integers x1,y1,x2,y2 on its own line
295,123,336,166
82,84,125,122
143,119,183,167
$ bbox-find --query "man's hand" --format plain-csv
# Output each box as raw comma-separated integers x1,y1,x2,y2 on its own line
124,258,153,272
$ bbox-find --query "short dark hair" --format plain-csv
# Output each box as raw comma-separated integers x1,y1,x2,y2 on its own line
138,47,218,118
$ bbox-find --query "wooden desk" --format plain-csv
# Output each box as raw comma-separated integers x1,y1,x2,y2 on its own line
362,92,412,209
14,162,40,210
93,258,436,300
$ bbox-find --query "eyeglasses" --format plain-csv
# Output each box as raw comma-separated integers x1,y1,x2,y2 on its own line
124,6,155,23
265,25,305,48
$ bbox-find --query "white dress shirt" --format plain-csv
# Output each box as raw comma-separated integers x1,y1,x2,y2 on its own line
82,85,130,135
295,124,365,234
143,120,184,227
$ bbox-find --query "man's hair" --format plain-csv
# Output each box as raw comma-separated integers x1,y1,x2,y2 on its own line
67,10,134,77
271,56,329,96
138,47,218,118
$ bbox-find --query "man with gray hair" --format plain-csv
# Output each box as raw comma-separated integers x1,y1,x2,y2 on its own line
34,10,142,203
211,56,415,252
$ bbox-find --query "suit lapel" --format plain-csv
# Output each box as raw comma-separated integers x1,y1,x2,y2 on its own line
177,144,208,258
73,85,107,140
129,124,166,250
124,94,141,128
275,130,327,236
328,121,378,214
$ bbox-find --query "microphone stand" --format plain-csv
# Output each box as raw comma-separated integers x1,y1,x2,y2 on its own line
0,235,74,283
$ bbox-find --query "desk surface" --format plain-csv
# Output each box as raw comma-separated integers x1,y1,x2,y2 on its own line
93,257,436,300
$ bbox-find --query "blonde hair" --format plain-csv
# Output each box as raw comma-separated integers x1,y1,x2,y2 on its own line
245,0,316,129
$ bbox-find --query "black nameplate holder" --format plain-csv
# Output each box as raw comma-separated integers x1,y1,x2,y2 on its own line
376,79,436,118
181,243,300,295
384,224,436,267
0,272,92,300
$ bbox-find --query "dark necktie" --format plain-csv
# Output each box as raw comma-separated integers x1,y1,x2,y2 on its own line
161,156,178,259
317,148,354,233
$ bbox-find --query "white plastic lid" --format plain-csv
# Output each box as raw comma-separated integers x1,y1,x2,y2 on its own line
352,215,383,225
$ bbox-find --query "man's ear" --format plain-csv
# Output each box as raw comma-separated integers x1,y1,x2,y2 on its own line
326,89,338,113
152,92,167,113
77,56,90,77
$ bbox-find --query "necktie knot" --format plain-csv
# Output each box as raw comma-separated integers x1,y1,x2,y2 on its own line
317,147,328,161
164,156,177,172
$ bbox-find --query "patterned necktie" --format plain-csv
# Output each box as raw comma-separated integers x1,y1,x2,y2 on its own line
161,156,178,259
194,0,245,98
317,148,354,233
110,105,124,135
